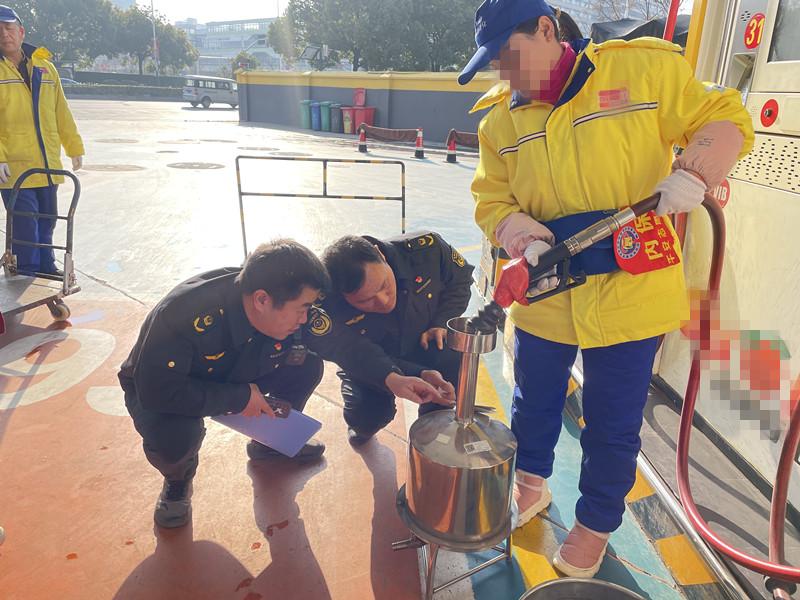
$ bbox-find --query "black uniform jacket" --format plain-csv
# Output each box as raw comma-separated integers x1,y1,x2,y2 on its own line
118,268,379,417
316,232,474,379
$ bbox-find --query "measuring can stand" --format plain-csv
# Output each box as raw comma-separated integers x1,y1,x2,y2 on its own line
0,169,81,333
393,316,517,599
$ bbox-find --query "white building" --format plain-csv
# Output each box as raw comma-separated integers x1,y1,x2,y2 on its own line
176,17,284,75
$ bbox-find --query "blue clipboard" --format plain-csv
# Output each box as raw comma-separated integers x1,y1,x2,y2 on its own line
213,410,322,458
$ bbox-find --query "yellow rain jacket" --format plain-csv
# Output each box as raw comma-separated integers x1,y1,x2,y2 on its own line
0,44,84,189
471,38,754,348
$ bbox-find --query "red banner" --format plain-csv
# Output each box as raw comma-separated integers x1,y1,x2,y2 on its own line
613,211,680,275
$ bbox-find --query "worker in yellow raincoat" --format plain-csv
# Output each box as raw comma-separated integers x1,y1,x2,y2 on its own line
458,0,753,578
0,5,84,275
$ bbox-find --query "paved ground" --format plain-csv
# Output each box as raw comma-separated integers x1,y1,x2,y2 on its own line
0,100,716,600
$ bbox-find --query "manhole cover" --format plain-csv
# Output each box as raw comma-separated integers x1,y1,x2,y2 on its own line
238,146,279,152
95,138,138,144
158,139,200,144
200,139,237,143
167,162,225,170
83,164,146,172
157,150,179,154
270,151,312,157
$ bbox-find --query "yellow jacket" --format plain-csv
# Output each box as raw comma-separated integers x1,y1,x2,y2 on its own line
471,38,754,348
0,44,84,189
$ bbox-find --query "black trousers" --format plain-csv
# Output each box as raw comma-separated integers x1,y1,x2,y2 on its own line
124,356,324,482
339,345,461,436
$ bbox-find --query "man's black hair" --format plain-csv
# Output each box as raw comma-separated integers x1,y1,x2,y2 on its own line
515,8,583,41
237,239,330,307
321,235,384,294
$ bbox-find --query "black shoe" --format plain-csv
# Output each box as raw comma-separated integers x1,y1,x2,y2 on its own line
347,427,375,447
247,438,325,461
38,267,64,277
154,478,193,529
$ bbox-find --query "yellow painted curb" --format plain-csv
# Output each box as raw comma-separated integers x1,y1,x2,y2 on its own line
655,534,717,585
626,469,656,503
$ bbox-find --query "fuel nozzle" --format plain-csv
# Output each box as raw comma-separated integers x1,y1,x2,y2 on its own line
466,301,505,334
464,194,662,335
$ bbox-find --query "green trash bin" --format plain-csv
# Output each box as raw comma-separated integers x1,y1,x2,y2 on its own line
299,99,312,129
330,103,343,133
320,101,332,132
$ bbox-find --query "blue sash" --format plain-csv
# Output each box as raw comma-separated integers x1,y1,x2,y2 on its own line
542,210,620,276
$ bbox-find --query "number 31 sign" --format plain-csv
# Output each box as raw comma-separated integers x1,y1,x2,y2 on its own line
745,13,766,49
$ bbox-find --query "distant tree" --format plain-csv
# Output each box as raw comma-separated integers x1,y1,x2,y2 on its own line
156,21,198,74
281,0,476,72
12,0,117,65
591,0,682,22
269,16,296,67
404,0,476,72
231,51,260,77
115,7,195,76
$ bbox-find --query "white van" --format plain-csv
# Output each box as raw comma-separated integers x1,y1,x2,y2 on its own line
183,75,238,109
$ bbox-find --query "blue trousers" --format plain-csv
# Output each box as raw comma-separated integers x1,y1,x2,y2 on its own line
512,328,659,533
1,185,58,274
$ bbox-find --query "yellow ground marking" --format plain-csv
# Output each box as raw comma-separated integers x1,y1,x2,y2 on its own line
512,519,561,587
567,376,579,397
476,359,508,423
626,469,656,503
655,535,717,586
476,360,561,588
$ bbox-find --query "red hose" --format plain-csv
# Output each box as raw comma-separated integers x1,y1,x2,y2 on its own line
676,195,800,582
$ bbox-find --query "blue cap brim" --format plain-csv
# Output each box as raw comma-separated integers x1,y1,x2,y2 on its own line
458,27,514,85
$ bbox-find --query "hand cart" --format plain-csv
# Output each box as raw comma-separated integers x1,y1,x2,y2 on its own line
0,168,81,333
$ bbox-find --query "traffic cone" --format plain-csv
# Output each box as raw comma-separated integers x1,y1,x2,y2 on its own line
414,129,425,159
358,127,367,153
446,137,457,163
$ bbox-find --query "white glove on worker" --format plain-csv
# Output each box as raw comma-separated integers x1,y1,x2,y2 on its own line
0,163,10,184
71,156,83,171
523,240,559,293
654,170,707,216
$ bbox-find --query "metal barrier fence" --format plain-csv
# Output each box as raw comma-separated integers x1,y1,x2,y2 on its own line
235,155,406,257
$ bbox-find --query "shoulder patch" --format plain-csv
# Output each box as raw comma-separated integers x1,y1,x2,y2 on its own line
309,309,332,336
406,233,436,251
451,248,466,268
192,313,217,334
345,314,366,326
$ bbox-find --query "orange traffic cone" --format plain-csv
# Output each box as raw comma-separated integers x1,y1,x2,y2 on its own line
358,127,367,153
446,137,457,163
414,128,425,159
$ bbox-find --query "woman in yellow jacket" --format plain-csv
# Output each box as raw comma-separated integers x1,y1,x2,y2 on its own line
458,0,753,578
0,5,84,275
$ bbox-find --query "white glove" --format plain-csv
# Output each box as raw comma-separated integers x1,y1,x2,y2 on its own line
71,156,83,171
0,163,10,184
523,240,559,293
654,170,706,216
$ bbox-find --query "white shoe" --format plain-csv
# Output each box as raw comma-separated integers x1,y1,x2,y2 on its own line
513,470,552,529
552,521,609,578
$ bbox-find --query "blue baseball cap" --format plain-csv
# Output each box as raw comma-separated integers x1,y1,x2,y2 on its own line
0,5,21,24
458,0,555,85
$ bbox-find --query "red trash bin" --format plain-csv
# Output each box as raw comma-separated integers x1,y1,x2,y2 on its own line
353,87,366,106
341,106,356,134
353,106,376,128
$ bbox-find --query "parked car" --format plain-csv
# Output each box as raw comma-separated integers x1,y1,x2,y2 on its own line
60,78,82,86
182,75,238,109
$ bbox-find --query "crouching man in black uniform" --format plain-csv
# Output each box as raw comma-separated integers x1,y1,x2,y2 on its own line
119,239,449,529
320,232,474,445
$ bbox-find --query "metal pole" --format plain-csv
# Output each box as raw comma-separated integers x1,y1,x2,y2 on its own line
150,0,159,78
455,353,479,424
